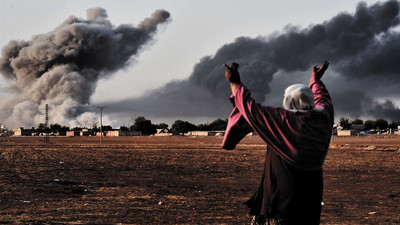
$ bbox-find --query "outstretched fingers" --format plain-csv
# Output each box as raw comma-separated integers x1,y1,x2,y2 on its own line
231,62,239,70
314,61,329,73
223,62,241,84
223,63,239,72
223,63,233,74
321,61,329,72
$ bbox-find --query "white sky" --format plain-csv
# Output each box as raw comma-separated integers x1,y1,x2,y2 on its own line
0,0,381,104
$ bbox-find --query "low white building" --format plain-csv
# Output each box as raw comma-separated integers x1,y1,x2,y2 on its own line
13,127,35,136
106,130,141,136
337,130,357,136
66,131,80,136
350,124,364,131
186,131,226,136
154,129,172,136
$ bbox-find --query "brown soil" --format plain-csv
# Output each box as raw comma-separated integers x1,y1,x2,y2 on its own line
0,135,399,224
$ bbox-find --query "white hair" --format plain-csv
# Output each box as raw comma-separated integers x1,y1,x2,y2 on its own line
282,84,315,111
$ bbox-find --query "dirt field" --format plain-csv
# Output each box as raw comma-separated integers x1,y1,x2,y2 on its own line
0,135,399,224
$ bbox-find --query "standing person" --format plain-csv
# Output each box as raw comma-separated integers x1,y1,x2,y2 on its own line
222,61,333,225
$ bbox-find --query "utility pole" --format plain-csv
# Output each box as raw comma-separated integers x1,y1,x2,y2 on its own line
96,106,107,144
45,104,50,143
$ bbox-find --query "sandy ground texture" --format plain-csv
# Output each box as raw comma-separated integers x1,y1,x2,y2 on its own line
0,135,399,224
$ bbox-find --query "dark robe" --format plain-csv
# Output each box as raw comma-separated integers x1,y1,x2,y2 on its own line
222,76,333,224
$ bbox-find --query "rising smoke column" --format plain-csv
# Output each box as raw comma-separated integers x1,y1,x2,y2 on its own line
105,0,400,122
0,8,170,128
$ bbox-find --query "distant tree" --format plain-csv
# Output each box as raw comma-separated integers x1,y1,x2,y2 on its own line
60,126,70,132
197,118,228,131
73,127,82,132
50,123,62,133
119,126,129,131
92,126,99,132
388,121,399,130
171,120,198,134
36,123,50,133
339,117,351,129
208,118,228,130
351,118,363,125
36,123,44,132
130,116,157,135
363,120,375,130
375,118,388,131
197,119,225,131
197,123,210,131
156,123,169,130
102,125,113,131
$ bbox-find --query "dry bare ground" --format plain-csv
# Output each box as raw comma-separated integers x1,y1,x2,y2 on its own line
0,135,399,224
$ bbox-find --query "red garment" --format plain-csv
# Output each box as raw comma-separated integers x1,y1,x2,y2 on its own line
222,76,333,223
222,76,333,171
244,147,324,223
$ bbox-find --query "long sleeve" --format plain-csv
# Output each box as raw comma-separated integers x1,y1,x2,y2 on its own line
221,106,254,150
222,78,333,170
309,76,334,123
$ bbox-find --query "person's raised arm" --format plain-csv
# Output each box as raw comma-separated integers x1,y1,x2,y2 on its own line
309,60,334,120
223,63,241,96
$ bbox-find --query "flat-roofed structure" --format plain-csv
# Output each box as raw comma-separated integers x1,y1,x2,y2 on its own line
13,127,35,136
105,130,141,136
337,130,357,136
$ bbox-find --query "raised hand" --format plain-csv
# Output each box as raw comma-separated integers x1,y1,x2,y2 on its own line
312,61,329,80
223,62,241,84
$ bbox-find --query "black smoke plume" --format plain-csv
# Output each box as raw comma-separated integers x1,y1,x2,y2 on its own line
105,0,400,122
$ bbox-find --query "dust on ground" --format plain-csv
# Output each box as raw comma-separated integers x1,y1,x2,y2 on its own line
0,135,399,224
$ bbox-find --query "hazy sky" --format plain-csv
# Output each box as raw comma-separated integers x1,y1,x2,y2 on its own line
1,0,399,127
1,0,375,99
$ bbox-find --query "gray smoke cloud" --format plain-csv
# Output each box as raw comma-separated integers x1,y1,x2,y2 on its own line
105,0,400,123
0,8,170,128
187,0,400,102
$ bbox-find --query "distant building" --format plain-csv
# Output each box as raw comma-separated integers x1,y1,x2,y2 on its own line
56,131,67,136
123,130,142,136
350,124,364,131
0,124,9,137
156,129,169,134
105,130,141,136
96,132,106,137
186,131,226,136
80,129,94,136
337,130,357,136
154,129,172,136
185,130,257,137
13,127,36,136
105,130,119,137
186,131,209,136
66,131,80,136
